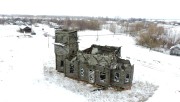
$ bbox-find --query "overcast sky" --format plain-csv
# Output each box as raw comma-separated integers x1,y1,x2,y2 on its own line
0,0,180,19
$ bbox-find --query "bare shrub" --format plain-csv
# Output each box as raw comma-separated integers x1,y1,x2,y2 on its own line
0,18,6,24
128,22,146,36
160,29,180,48
62,19,101,30
166,34,180,48
109,23,116,34
135,22,145,31
136,23,165,49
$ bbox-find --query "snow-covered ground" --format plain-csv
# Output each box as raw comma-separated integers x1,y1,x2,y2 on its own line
0,25,180,102
0,25,86,102
78,30,180,102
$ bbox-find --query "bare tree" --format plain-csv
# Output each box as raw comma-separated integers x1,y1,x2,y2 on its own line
136,23,165,49
110,23,116,34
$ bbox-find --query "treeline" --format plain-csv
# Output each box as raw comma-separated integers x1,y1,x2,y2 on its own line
57,19,101,30
0,18,6,24
1,15,180,49
120,21,180,49
0,16,102,31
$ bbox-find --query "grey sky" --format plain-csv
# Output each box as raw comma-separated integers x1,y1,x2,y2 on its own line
0,0,179,19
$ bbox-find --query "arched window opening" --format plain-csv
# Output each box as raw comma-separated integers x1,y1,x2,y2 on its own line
89,70,95,83
70,64,74,73
61,60,64,67
80,68,84,76
100,72,106,82
114,72,120,82
125,74,130,83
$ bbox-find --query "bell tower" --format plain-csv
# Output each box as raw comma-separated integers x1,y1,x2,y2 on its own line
54,29,79,72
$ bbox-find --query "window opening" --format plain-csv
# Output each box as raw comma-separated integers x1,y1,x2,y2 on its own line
61,60,64,67
70,64,74,73
114,72,120,82
121,64,125,71
80,68,84,76
72,50,75,54
100,72,106,82
89,70,95,83
125,74,130,83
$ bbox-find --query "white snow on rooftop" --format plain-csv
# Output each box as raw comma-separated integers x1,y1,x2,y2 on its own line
170,44,180,49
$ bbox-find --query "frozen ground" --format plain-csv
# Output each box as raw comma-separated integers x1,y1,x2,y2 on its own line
0,25,180,102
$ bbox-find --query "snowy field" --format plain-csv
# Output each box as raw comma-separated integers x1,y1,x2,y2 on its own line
0,25,180,102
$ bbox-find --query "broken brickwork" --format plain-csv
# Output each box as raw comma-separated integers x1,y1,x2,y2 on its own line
54,29,134,90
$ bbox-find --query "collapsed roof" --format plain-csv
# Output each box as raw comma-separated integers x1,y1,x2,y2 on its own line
68,44,131,68
82,44,121,57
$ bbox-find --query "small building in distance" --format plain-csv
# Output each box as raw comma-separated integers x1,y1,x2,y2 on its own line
54,29,134,91
170,44,180,56
19,26,32,33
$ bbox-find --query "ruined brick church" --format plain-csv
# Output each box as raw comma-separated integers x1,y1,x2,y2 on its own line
54,29,134,90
